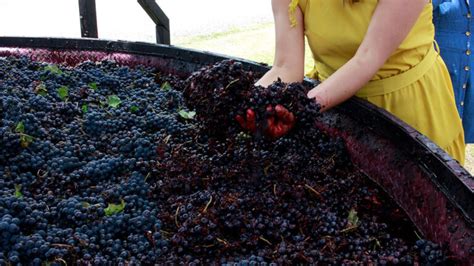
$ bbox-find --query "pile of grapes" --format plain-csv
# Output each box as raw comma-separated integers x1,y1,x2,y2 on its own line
0,56,450,265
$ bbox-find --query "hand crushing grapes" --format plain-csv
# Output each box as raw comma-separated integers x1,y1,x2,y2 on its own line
235,104,295,138
265,104,296,138
183,60,301,139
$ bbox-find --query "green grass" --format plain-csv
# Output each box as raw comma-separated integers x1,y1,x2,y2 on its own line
174,23,315,72
174,22,474,174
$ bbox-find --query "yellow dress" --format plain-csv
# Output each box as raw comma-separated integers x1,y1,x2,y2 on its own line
291,0,465,164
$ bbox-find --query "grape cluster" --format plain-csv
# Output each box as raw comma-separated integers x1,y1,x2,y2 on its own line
0,56,185,264
0,56,452,264
183,60,256,137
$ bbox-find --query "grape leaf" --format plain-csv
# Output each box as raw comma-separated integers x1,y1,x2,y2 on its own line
178,110,196,120
35,82,48,96
14,184,23,199
130,105,139,113
107,95,122,108
20,134,34,148
44,65,63,75
347,208,359,227
15,121,33,148
88,82,98,90
57,86,69,101
161,81,171,91
82,104,88,113
104,199,126,216
15,121,25,133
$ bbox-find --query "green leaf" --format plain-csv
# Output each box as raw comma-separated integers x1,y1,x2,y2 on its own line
347,208,359,227
88,82,98,90
20,134,34,148
57,86,69,101
35,82,48,96
15,121,33,148
14,184,23,199
178,110,196,120
107,95,122,108
15,121,25,134
161,81,171,91
104,199,126,216
130,105,139,113
44,65,63,75
82,104,88,113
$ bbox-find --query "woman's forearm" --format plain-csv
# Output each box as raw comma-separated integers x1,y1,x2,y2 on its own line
256,65,304,87
257,0,305,88
307,53,381,111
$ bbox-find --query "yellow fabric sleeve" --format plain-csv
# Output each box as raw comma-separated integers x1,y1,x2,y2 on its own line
288,0,299,27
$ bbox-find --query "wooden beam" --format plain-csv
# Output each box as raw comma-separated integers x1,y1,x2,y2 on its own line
138,0,170,44
78,0,98,38
156,25,170,45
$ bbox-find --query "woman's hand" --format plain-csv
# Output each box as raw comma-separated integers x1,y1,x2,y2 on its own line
265,104,295,138
236,0,303,138
236,104,295,138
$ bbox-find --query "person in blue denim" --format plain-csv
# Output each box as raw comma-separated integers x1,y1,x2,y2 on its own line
433,0,474,143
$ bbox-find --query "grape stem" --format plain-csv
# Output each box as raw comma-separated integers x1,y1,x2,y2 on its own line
175,205,180,228
216,238,229,246
203,195,213,213
339,225,358,233
304,184,323,200
37,169,48,178
259,236,272,246
54,258,68,266
225,78,240,90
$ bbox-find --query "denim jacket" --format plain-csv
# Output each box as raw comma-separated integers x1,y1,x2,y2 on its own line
433,0,474,143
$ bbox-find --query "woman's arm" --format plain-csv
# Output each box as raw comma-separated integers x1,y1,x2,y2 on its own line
307,0,428,111
256,0,305,87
